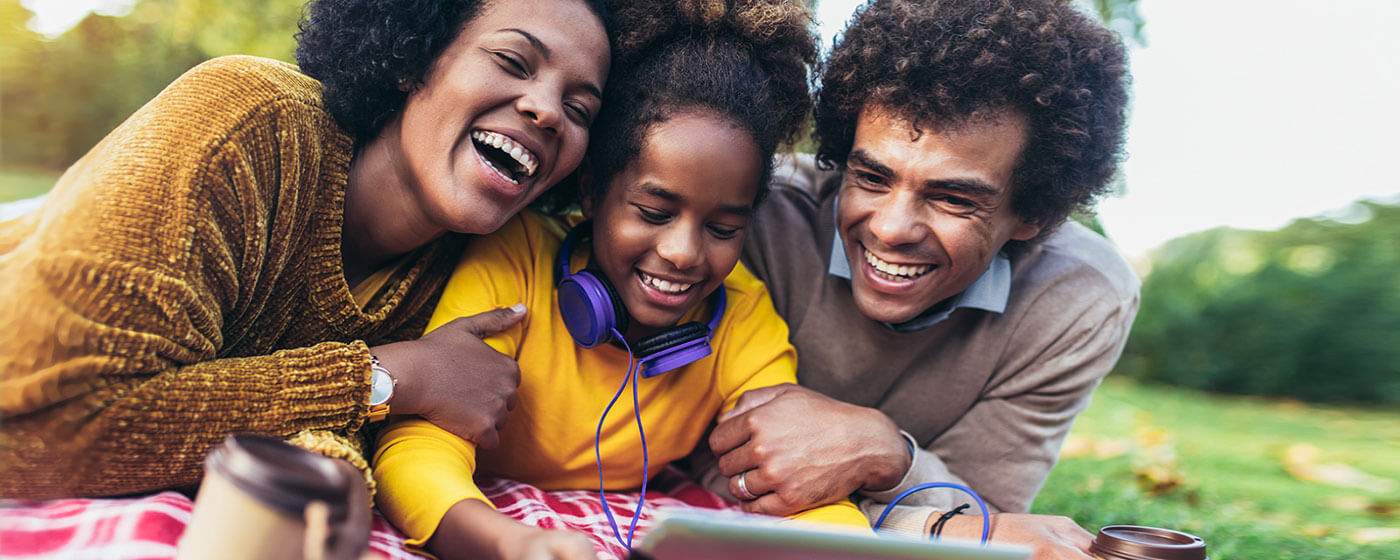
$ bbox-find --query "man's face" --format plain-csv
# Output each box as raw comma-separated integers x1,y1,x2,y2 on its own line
836,105,1042,324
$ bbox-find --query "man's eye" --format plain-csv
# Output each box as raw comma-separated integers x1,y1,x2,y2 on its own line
933,195,977,211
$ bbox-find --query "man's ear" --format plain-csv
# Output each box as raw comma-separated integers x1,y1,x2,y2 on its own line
578,161,597,218
1010,217,1044,241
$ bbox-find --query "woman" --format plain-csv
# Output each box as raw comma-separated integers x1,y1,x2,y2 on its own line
0,0,612,499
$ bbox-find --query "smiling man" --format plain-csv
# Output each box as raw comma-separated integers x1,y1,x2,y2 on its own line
704,1,1140,558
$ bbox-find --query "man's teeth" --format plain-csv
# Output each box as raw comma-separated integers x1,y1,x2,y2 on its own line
865,250,933,279
471,130,538,177
640,272,693,294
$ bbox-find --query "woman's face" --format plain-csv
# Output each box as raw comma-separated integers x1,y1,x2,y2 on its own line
375,0,610,235
585,112,763,338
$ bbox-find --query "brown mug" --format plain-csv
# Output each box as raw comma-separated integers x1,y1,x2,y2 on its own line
1091,525,1207,560
176,434,369,560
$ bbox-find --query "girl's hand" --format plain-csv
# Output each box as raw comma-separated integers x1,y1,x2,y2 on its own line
500,527,598,560
370,305,526,448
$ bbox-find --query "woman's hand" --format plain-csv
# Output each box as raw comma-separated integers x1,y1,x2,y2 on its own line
370,305,526,448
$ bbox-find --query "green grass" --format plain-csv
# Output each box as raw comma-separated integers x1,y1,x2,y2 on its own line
0,167,60,203
1033,377,1400,559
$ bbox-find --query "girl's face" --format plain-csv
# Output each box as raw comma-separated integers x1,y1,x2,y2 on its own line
585,112,764,338
374,0,610,235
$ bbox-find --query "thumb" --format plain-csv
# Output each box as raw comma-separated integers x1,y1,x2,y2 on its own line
453,303,527,337
719,383,791,422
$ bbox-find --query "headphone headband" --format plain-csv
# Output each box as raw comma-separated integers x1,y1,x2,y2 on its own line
556,221,725,376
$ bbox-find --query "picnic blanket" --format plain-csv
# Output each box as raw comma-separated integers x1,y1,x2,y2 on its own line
0,467,739,560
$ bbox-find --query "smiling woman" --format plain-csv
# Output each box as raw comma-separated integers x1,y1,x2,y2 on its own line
0,0,613,502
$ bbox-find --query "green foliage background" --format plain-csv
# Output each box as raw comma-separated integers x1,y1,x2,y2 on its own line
1117,201,1400,405
0,0,303,170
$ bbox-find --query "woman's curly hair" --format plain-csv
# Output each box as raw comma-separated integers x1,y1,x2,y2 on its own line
295,0,615,144
584,0,817,205
815,0,1129,235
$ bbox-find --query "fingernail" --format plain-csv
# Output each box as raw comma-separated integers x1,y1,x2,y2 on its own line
508,303,526,313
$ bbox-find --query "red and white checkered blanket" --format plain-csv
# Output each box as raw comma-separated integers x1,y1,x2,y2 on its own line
0,467,739,559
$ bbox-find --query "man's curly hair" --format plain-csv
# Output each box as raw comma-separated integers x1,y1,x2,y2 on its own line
584,0,817,205
815,0,1129,235
295,0,615,144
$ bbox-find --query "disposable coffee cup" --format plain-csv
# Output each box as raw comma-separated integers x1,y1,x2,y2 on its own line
1091,525,1207,560
177,434,366,560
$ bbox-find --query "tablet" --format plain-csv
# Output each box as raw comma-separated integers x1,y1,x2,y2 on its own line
631,509,1031,560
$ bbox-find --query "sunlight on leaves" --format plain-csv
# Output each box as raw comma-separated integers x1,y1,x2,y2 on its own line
1282,444,1397,493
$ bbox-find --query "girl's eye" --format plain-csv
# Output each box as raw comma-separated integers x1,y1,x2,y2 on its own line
708,225,742,239
637,207,670,223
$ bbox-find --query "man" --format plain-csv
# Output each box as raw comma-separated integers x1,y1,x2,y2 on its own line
704,0,1139,558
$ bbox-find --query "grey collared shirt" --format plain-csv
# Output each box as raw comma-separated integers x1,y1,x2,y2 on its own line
827,227,1011,332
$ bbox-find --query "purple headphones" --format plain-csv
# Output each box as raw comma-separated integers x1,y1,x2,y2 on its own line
556,222,726,378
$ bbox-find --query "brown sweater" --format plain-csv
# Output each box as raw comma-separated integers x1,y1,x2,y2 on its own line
0,56,463,499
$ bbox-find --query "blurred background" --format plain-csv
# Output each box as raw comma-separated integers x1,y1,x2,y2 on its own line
2,0,1397,557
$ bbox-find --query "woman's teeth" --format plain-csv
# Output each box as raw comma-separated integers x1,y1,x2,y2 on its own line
640,271,693,294
865,249,933,280
471,130,538,179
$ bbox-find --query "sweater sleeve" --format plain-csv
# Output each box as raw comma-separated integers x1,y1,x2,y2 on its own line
0,57,371,499
371,214,535,547
860,279,1141,517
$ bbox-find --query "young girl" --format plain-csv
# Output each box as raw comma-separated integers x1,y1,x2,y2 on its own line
372,1,869,558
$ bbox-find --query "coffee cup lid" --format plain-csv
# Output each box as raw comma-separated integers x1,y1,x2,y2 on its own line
1091,525,1207,560
205,434,353,523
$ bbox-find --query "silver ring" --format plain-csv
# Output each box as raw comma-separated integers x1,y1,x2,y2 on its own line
735,471,758,501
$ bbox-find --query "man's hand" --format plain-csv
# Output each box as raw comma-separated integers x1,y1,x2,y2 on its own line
708,383,910,516
941,513,1094,560
371,305,526,448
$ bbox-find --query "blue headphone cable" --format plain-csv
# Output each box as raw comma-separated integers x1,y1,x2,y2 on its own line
872,482,991,544
594,330,649,549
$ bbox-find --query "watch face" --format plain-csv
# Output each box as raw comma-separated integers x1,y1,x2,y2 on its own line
370,369,394,406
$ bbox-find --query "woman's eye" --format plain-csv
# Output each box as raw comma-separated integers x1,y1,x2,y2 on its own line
565,102,592,125
493,52,528,76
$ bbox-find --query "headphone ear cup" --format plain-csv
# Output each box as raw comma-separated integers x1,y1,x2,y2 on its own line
558,270,628,348
635,322,713,378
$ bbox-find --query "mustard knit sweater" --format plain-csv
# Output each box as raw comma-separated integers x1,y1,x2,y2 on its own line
0,56,463,499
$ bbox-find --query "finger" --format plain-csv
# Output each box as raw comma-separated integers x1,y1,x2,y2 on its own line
728,469,769,501
471,425,501,449
713,439,756,477
717,384,792,422
740,490,797,517
452,303,528,337
709,407,761,457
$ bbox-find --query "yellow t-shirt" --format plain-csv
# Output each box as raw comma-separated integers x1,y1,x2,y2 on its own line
372,211,869,548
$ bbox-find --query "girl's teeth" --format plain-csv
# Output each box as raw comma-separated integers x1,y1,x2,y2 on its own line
642,272,692,294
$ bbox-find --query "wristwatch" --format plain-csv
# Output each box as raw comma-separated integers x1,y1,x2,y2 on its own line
368,355,397,422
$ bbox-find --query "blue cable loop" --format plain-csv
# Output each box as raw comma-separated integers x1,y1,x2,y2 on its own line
594,330,649,549
872,482,991,544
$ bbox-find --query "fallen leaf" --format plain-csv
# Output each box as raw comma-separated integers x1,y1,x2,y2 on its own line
1282,444,1397,493
1348,527,1400,544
